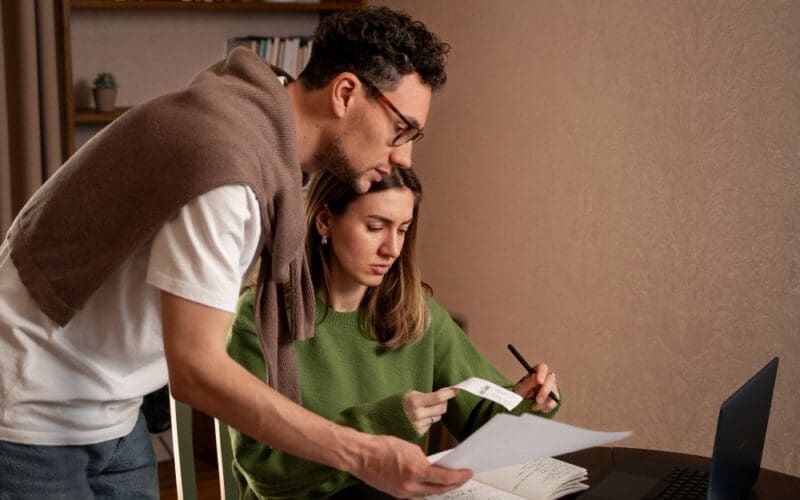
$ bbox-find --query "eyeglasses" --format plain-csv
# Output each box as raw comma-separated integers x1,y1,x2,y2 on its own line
358,76,424,147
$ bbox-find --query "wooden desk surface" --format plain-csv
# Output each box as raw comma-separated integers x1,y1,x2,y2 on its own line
157,445,799,499
556,447,800,499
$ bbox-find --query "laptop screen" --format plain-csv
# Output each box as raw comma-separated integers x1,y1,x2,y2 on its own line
707,357,779,499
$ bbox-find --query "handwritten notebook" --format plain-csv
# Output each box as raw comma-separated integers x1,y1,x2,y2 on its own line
427,457,589,500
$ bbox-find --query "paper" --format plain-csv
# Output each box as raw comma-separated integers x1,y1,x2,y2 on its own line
426,479,525,499
426,457,589,500
432,413,631,473
476,457,589,498
452,377,522,411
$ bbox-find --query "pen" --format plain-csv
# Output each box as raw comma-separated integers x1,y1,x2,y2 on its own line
507,343,560,404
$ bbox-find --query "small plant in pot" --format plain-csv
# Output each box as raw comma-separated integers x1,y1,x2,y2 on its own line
92,72,118,113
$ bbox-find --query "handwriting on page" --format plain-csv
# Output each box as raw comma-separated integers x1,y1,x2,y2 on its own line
426,457,589,500
452,377,522,411
516,458,583,483
495,458,588,496
425,479,525,500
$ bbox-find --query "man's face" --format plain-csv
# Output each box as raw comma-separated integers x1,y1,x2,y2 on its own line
317,73,432,194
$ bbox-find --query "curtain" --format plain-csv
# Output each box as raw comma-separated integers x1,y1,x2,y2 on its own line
1,0,63,235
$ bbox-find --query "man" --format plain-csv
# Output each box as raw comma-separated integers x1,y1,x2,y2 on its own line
0,6,471,498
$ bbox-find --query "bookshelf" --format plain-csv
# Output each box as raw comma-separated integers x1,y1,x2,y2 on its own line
58,0,365,157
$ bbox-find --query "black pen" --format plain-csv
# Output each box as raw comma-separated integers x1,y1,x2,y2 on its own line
507,343,560,404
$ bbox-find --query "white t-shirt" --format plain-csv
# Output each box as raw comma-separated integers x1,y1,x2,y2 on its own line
0,185,261,445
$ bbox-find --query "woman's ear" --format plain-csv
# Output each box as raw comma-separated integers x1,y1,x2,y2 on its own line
315,206,332,237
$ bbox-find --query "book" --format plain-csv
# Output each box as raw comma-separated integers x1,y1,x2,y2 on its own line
426,457,589,500
225,35,312,78
281,37,301,77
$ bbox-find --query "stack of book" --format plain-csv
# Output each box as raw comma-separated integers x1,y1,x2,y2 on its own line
226,36,312,78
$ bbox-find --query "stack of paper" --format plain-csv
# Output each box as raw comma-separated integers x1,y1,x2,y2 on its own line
432,413,630,472
426,413,631,499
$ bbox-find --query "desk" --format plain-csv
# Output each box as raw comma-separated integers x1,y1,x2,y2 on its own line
555,447,799,499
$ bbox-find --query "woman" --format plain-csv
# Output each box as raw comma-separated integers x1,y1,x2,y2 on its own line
227,169,561,499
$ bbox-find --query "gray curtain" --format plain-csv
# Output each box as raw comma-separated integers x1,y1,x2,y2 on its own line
1,0,63,235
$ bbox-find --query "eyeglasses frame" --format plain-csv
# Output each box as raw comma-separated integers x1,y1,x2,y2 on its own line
357,76,424,146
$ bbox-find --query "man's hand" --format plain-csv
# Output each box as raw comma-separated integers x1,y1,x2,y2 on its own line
349,433,472,498
403,388,459,435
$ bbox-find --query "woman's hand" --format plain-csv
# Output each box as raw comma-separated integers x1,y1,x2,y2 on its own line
513,363,559,413
403,388,459,435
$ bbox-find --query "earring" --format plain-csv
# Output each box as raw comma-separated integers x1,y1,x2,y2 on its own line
321,235,328,245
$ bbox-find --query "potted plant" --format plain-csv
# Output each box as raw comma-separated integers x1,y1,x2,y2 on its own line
92,72,118,113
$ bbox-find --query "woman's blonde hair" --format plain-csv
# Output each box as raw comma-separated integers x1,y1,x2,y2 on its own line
305,168,430,349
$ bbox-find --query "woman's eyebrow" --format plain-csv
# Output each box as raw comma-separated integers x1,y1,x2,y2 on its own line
366,214,414,225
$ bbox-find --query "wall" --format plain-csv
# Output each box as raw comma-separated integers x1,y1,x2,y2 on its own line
374,0,800,476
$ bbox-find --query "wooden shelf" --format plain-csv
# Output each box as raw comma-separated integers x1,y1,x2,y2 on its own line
74,107,132,124
71,0,363,12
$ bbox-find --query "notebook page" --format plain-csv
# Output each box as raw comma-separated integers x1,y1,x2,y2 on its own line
476,458,589,499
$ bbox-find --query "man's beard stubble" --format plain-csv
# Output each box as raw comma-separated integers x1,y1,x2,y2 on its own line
311,136,368,194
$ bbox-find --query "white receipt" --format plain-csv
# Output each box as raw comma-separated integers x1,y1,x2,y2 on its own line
452,377,523,411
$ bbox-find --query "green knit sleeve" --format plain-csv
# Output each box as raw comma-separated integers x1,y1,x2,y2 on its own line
229,389,420,498
337,393,421,441
226,288,264,378
427,298,561,443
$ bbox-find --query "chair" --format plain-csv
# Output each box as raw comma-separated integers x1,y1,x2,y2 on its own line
169,397,198,500
169,397,238,499
214,418,237,499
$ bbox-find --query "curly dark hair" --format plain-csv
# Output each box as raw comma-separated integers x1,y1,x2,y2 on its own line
298,6,449,94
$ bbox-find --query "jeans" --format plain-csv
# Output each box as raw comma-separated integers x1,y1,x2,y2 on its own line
0,411,158,499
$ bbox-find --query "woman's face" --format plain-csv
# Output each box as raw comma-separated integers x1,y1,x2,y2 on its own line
322,187,415,294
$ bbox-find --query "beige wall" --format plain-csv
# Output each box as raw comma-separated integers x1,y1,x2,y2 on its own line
374,0,800,476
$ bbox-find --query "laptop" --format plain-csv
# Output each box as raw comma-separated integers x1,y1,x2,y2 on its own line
578,356,779,500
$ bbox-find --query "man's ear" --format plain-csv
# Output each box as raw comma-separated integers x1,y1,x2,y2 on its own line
315,206,332,236
330,72,360,118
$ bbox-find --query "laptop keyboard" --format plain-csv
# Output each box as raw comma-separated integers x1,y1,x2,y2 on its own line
642,466,709,499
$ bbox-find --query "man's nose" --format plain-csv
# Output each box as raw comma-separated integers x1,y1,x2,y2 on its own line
388,141,413,169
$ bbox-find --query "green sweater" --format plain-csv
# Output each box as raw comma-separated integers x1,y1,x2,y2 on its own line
226,290,560,499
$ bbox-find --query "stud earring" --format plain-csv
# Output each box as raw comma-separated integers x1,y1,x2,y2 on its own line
321,235,328,245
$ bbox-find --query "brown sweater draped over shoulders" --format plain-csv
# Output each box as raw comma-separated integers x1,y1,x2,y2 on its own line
8,47,314,403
